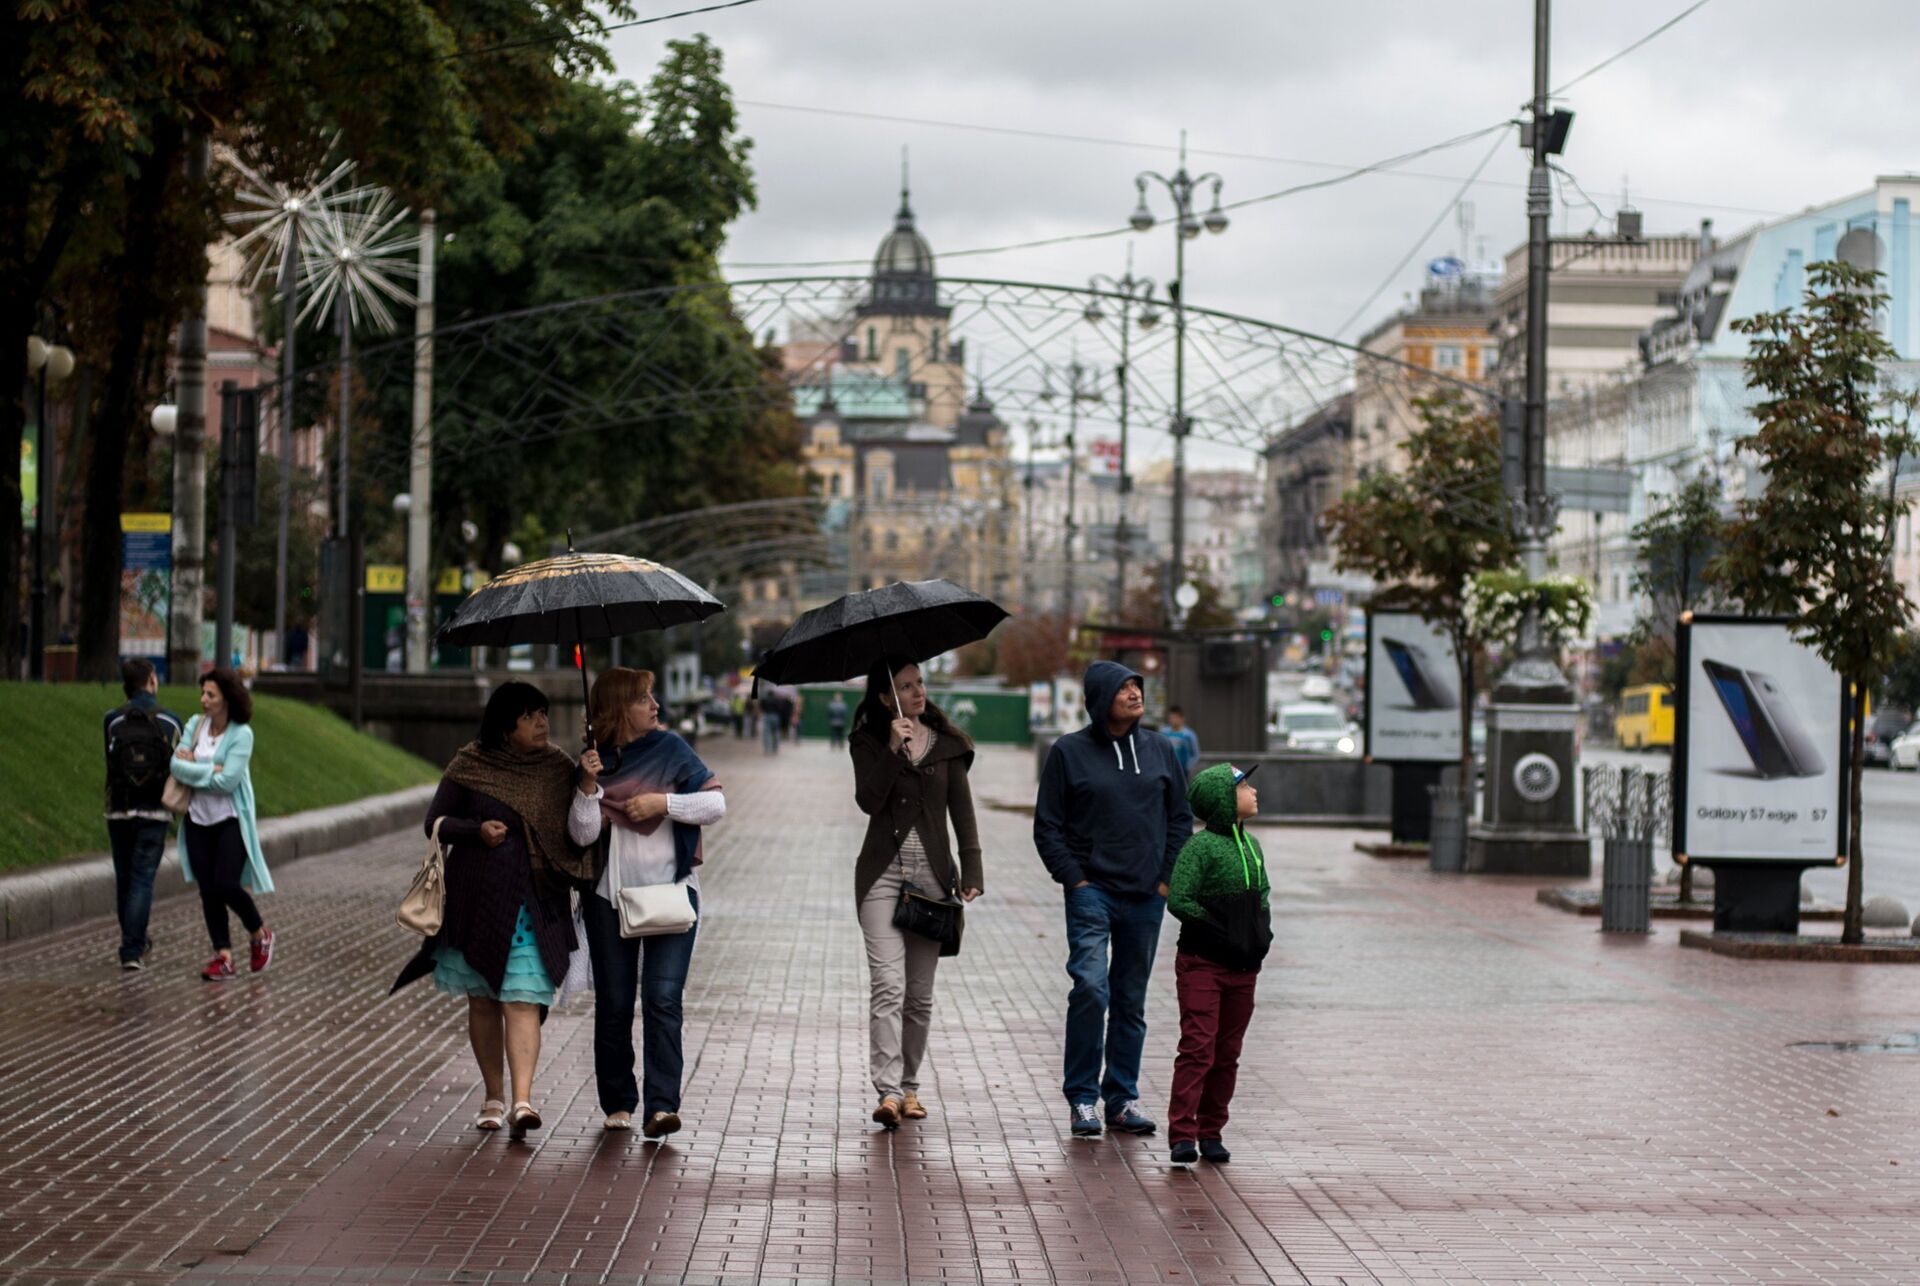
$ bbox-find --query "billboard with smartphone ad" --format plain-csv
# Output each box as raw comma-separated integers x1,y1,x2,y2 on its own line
1674,616,1847,863
1364,610,1465,763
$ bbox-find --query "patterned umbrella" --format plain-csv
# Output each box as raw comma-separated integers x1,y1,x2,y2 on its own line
436,547,725,732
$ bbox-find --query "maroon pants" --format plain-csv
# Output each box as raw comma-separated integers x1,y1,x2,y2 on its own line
1168,950,1259,1143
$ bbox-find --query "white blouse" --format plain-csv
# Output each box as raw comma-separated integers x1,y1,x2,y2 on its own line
186,721,238,827
569,786,726,905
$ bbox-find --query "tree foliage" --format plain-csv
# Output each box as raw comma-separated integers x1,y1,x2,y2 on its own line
355,47,805,574
1709,260,1918,943
1631,470,1728,633
1323,390,1515,782
997,612,1071,687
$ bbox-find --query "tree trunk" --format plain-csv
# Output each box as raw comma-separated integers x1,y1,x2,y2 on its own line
1455,632,1473,801
1843,679,1867,945
77,129,184,680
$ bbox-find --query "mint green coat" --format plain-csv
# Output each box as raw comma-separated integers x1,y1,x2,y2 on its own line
170,716,275,894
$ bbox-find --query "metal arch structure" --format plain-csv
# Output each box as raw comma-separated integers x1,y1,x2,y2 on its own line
286,274,1492,484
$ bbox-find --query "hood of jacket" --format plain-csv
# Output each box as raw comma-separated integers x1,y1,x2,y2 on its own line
1081,660,1143,740
1187,763,1242,835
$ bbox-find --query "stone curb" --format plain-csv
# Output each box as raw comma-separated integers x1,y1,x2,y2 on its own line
1677,928,1920,962
1537,886,1847,921
0,783,437,946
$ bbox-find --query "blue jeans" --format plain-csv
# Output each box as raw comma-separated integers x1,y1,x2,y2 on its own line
762,718,780,754
1062,882,1165,1110
582,888,700,1117
107,818,168,963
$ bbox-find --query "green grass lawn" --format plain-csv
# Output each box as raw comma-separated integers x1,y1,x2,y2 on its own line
0,682,439,872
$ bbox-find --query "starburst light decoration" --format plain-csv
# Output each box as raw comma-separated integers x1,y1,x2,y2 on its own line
222,149,370,296
298,187,420,333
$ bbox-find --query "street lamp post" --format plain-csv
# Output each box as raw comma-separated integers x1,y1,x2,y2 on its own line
1130,133,1229,618
1084,256,1161,617
1051,361,1101,626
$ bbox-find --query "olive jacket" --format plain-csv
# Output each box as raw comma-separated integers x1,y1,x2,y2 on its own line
850,721,984,905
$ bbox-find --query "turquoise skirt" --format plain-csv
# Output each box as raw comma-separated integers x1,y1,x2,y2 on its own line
434,904,556,1006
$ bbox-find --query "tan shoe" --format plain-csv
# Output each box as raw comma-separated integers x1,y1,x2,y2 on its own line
642,1110,682,1139
901,1093,928,1120
871,1095,903,1130
603,1111,633,1131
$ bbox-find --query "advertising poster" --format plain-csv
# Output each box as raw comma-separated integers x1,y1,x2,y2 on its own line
1675,616,1845,863
119,513,171,677
1364,610,1464,763
1028,680,1054,728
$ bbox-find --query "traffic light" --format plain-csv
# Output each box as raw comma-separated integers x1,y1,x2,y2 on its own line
1270,593,1285,607
1319,628,1334,643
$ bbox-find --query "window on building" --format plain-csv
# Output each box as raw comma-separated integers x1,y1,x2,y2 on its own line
1435,345,1463,371
828,473,842,496
895,348,911,382
865,326,877,361
885,530,899,551
929,327,942,362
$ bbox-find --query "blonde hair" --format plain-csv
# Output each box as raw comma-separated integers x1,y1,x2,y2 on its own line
589,667,656,744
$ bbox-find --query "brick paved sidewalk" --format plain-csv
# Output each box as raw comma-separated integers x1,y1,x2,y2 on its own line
4,737,1920,1285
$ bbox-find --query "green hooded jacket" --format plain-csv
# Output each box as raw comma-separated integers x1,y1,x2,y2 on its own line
1167,763,1273,972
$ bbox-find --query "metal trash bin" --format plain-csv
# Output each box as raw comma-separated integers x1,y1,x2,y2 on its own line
1584,764,1667,933
1428,779,1468,873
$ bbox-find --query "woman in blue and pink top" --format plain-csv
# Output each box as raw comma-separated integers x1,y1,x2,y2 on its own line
570,667,725,1139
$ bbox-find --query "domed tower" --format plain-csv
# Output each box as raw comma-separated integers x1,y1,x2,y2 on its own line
845,158,966,427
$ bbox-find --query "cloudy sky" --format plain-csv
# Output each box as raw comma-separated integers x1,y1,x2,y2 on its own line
605,0,1919,460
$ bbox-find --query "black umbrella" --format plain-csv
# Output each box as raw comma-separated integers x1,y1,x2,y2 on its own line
436,542,724,734
752,579,1008,700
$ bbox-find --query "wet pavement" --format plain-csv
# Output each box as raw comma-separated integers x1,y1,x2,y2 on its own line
3,735,1920,1284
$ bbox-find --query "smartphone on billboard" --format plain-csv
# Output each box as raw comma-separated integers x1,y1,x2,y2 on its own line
1700,658,1825,779
1382,637,1457,711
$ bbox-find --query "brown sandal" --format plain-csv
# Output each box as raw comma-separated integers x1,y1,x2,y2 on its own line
872,1095,903,1130
901,1093,927,1120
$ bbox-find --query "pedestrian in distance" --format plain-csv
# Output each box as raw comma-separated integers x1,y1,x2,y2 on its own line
170,669,275,982
1033,660,1192,1139
760,689,784,755
730,688,747,739
104,659,184,970
827,691,849,750
1163,705,1201,780
572,667,726,1139
393,681,593,1139
1165,763,1272,1166
850,656,983,1129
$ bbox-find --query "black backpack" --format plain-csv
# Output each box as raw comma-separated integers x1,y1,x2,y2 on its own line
108,705,175,805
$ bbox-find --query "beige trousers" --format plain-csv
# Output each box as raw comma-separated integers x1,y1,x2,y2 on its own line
858,856,942,1099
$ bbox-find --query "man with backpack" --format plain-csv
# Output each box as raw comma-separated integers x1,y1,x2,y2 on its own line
104,659,184,970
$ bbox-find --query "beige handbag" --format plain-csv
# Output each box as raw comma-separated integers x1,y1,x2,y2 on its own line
161,774,192,817
616,881,697,939
397,818,449,936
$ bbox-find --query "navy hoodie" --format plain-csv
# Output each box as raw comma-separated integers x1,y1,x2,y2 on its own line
1033,661,1194,895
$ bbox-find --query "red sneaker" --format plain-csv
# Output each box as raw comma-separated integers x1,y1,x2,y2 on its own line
201,954,236,982
249,928,275,974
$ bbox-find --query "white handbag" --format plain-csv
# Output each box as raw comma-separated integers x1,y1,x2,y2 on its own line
396,818,449,936
616,881,698,938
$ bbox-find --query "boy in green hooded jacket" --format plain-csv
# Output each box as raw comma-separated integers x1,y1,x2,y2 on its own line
1165,762,1273,1165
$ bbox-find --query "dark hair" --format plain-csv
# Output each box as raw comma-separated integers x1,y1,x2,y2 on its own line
201,668,252,724
850,655,972,749
479,681,550,750
1167,705,1184,717
121,658,156,699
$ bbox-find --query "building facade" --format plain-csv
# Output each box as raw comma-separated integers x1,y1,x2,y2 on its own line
1351,266,1500,481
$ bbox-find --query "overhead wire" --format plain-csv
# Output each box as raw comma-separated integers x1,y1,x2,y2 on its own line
1330,130,1510,340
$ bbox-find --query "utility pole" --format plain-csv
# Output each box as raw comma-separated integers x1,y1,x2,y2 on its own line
405,208,435,672
1060,361,1099,627
1086,253,1159,619
273,221,299,667
169,132,211,682
1467,0,1587,877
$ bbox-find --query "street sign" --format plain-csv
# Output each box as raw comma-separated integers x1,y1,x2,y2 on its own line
1174,582,1200,610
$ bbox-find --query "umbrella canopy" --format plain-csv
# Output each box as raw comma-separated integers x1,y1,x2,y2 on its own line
435,551,723,649
752,579,1008,688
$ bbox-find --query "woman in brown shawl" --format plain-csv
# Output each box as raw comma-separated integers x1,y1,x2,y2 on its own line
396,682,600,1139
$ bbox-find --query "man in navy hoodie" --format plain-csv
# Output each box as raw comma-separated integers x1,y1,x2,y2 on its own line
1034,660,1194,1137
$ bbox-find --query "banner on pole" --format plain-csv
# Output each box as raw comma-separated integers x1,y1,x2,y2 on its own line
120,513,171,678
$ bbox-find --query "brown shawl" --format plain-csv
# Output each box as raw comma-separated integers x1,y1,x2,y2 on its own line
444,739,591,881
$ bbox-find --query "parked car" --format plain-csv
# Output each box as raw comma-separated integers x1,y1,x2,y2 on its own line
1890,721,1920,771
1864,708,1911,768
1275,702,1359,757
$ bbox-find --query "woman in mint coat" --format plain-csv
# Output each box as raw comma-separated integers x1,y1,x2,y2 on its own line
170,669,274,981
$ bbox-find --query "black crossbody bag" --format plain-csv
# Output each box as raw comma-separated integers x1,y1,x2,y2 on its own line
894,878,965,957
